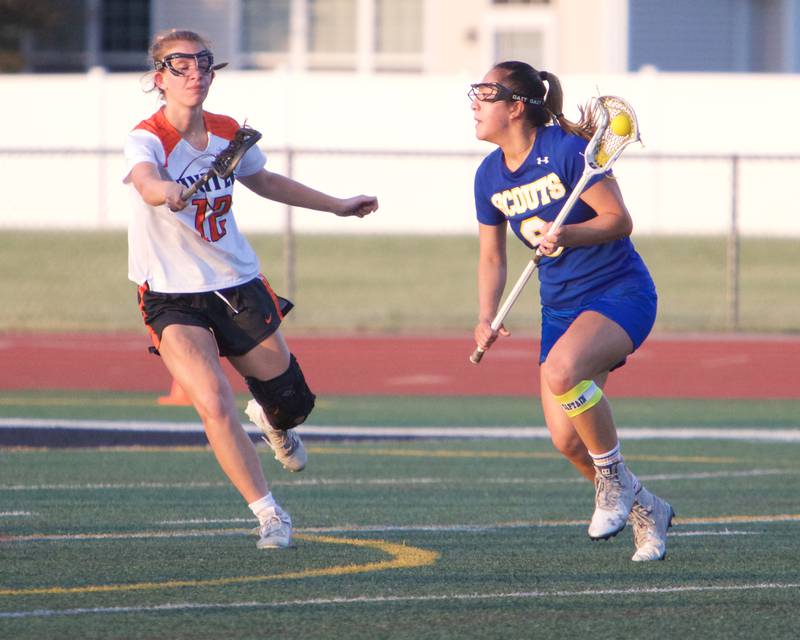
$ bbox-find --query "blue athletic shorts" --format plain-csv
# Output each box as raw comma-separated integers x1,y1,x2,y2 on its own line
539,276,657,366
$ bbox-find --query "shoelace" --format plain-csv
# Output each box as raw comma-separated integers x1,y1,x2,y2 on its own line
630,504,656,547
263,429,298,454
595,474,622,509
260,514,282,535
260,511,291,535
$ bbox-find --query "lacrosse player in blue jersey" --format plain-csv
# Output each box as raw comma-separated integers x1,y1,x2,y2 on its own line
470,61,674,561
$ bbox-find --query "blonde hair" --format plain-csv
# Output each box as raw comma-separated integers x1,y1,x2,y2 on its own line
142,29,212,96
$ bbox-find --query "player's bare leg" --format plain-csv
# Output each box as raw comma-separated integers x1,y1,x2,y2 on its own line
540,373,595,482
541,311,638,540
541,365,673,558
158,324,269,502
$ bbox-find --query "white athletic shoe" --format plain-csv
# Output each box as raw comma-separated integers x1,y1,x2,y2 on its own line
256,508,292,549
629,488,675,561
245,399,307,472
587,461,636,540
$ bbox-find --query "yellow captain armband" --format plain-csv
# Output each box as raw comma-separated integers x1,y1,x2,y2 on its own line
554,380,604,418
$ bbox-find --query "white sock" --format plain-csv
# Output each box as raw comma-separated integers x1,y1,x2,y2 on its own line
248,493,278,524
589,443,622,469
590,444,642,492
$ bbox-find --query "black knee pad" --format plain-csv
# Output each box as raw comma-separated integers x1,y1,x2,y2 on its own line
246,354,316,430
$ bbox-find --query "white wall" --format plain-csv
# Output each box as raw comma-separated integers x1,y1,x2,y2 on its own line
1,69,798,236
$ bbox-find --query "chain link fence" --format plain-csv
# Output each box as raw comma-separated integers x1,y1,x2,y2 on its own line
2,147,798,331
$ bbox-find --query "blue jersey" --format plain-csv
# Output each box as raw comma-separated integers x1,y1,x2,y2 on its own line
474,125,652,308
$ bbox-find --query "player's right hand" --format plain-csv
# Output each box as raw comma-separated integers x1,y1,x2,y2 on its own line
474,320,510,352
164,182,187,212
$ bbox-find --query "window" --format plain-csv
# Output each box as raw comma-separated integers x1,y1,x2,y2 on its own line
242,0,290,54
375,0,423,71
21,0,150,72
27,0,86,71
376,0,422,54
495,30,544,66
102,0,150,70
239,0,424,73
306,0,357,69
308,0,356,52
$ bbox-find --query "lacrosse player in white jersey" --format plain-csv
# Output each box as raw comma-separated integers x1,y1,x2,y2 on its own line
124,29,378,549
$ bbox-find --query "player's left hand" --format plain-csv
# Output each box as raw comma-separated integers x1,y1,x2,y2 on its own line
334,195,379,218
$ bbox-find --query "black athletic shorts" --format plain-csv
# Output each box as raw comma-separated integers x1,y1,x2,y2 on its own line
137,275,293,357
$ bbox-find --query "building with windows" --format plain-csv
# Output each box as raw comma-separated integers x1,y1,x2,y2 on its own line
14,0,800,76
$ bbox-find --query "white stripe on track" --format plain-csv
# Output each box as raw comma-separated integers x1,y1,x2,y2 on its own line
2,582,798,619
2,418,800,442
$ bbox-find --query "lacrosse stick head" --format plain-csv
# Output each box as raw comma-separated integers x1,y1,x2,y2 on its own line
585,95,641,172
211,126,262,178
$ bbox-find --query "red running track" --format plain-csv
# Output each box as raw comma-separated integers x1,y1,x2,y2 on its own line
1,332,798,398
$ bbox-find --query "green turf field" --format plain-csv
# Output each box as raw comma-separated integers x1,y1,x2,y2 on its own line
1,433,799,639
1,391,800,428
2,230,799,638
2,231,799,333
1,393,799,638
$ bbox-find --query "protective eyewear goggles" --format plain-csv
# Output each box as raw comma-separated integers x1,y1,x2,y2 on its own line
468,82,543,106
154,49,228,76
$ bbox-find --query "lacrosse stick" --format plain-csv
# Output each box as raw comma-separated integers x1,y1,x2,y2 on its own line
470,95,641,364
180,125,262,202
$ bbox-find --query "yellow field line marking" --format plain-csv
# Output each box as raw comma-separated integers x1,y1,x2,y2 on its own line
306,446,741,465
0,534,439,597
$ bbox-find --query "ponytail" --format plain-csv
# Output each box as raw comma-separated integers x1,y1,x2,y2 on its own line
494,62,595,140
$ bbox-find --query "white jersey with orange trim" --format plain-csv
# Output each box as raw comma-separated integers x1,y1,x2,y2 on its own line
123,108,267,293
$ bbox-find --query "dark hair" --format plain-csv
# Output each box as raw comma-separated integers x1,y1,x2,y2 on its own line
493,61,593,139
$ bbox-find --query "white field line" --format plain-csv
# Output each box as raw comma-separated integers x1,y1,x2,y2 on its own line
2,418,800,442
0,467,795,492
2,582,799,619
670,530,761,537
0,512,37,517
5,514,798,543
151,522,767,540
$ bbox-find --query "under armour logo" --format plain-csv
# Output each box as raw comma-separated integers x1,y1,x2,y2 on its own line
536,156,549,165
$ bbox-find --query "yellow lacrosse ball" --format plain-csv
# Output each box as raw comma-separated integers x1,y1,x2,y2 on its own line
610,113,632,136
595,149,610,166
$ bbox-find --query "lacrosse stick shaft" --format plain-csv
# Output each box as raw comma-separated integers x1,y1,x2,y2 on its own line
469,171,592,365
470,256,539,364
180,173,215,202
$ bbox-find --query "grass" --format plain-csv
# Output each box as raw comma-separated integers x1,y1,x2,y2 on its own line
1,392,798,638
1,231,799,333
1,391,799,427
1,436,799,639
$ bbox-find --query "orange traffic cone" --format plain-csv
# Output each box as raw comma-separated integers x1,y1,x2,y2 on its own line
158,379,193,406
